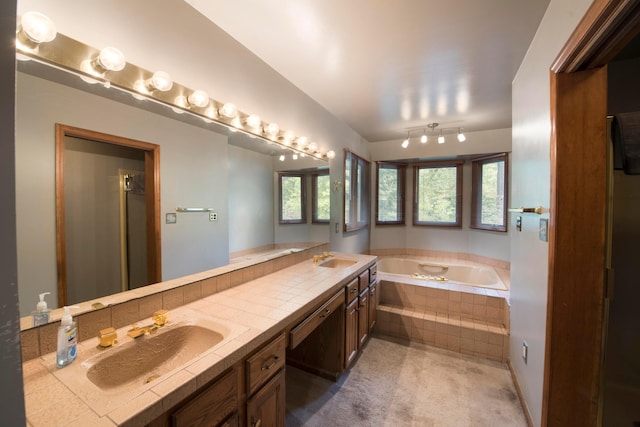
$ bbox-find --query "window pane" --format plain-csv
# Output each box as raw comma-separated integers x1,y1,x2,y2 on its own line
281,176,302,221
344,153,352,226
480,160,505,226
378,167,399,221
315,174,330,221
357,160,364,223
417,166,457,223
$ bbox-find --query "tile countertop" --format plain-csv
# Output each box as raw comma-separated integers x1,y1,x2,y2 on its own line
22,252,377,427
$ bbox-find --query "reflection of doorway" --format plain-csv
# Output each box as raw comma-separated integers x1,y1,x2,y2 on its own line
119,169,147,291
55,124,161,307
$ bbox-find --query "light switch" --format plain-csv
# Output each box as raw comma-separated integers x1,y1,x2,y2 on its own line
166,213,177,224
516,216,522,232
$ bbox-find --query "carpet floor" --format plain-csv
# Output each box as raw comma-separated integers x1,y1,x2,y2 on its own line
286,334,528,427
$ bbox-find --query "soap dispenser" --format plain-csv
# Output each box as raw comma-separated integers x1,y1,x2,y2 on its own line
56,306,79,368
32,292,51,326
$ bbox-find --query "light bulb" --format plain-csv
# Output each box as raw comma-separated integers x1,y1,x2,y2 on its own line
20,11,57,44
438,134,445,144
401,138,409,148
279,155,285,161
188,90,209,108
97,47,126,71
282,131,295,146
296,136,308,148
308,142,318,152
219,102,238,119
421,134,427,143
265,122,280,137
457,131,466,142
292,153,298,160
204,106,217,119
326,150,336,159
246,114,261,130
147,71,173,92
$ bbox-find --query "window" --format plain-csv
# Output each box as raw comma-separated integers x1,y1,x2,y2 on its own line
376,162,406,225
471,153,508,232
278,173,306,224
312,171,330,223
344,150,370,232
413,161,463,227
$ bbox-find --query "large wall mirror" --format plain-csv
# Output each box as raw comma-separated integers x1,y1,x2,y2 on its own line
15,57,330,323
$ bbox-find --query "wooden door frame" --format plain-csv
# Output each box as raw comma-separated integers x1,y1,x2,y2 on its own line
55,124,161,306
544,1,640,426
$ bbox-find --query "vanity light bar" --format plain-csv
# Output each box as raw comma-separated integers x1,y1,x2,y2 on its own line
15,12,333,161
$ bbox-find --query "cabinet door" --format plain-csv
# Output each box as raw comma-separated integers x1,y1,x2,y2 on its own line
246,369,285,427
368,282,378,332
345,298,359,368
357,287,369,347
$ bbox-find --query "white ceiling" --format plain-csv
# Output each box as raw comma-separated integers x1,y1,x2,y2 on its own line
186,0,550,142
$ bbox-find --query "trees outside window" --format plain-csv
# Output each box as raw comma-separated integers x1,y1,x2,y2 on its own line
471,153,508,232
279,173,306,224
312,172,330,223
376,162,405,225
344,150,370,232
413,161,463,227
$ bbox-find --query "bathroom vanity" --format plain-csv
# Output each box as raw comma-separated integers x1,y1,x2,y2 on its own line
21,252,377,426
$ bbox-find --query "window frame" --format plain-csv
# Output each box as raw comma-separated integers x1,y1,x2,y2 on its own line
311,170,330,224
375,162,406,225
343,149,370,232
412,160,463,228
278,172,306,224
470,153,508,232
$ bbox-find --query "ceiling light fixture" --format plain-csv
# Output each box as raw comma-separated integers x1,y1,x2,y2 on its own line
401,132,410,148
279,154,285,161
245,114,261,130
438,130,445,144
420,130,427,144
219,102,238,119
457,128,466,142
146,71,173,92
187,90,209,108
292,153,298,160
95,46,126,72
18,11,57,46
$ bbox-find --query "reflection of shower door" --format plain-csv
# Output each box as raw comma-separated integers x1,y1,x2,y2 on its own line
119,170,148,291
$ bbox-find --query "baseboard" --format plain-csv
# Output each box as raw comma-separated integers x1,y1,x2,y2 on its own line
507,360,534,427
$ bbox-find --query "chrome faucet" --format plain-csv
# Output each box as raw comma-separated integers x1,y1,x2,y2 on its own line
127,309,169,338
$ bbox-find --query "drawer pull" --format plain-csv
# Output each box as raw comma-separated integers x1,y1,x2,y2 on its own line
261,355,279,371
252,418,262,427
319,308,331,318
350,288,358,293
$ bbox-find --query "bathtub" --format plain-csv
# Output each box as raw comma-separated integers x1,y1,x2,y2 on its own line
377,257,507,290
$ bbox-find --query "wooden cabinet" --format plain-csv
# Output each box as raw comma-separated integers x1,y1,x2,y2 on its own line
357,287,369,347
168,366,239,427
246,368,286,427
246,334,286,427
345,297,359,368
344,264,378,369
368,280,378,332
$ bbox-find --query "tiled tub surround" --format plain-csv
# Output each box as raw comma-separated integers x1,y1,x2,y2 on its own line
375,254,510,363
20,242,329,361
22,250,375,426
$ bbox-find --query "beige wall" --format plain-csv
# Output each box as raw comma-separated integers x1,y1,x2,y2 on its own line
510,1,592,425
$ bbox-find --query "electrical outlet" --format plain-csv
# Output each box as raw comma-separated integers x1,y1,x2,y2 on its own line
209,212,218,222
522,341,528,364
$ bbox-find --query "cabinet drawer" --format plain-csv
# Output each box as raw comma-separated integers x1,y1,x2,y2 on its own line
246,333,286,396
358,270,370,292
172,367,238,427
290,288,345,349
369,264,377,284
345,278,359,304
